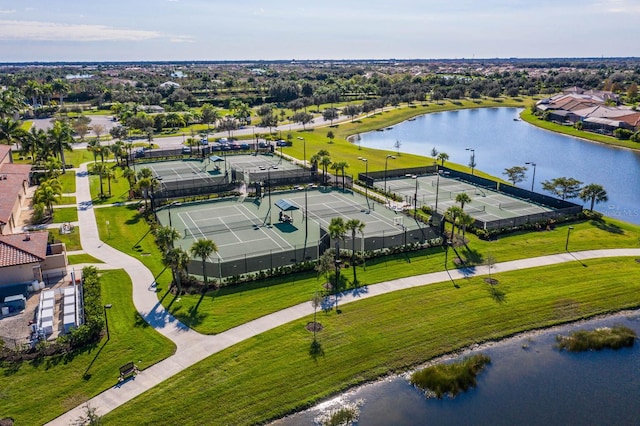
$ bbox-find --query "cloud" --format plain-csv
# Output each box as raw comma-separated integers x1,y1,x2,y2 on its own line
170,35,195,43
0,20,161,41
592,0,640,13
0,9,15,14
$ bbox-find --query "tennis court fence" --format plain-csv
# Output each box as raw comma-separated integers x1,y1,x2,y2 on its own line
477,206,583,230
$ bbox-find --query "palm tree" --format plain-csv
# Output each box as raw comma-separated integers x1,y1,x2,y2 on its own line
0,87,22,119
444,206,464,239
47,120,74,173
123,167,137,192
190,239,218,285
457,211,475,241
437,152,449,166
345,218,365,285
87,139,101,164
155,225,181,253
52,79,70,106
33,178,62,216
163,247,190,294
0,118,27,149
579,184,608,211
320,155,332,186
92,163,107,198
137,177,158,209
328,217,346,309
104,166,115,196
455,192,472,211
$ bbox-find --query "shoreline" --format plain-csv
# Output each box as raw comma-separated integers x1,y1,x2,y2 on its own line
272,307,640,424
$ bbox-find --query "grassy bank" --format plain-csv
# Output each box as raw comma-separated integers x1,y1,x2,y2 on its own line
0,269,176,425
104,257,640,425
556,325,637,352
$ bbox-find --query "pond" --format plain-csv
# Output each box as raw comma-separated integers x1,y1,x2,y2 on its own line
272,310,640,425
355,108,640,225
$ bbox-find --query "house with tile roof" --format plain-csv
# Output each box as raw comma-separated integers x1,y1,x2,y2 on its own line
0,231,68,297
0,145,32,235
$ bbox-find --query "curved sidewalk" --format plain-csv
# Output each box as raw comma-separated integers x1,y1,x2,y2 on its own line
48,236,640,424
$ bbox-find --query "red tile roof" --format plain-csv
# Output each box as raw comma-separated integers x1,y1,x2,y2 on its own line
0,162,31,227
0,231,48,267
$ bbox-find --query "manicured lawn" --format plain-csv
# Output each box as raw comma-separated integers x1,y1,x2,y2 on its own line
67,253,104,264
94,205,172,291
520,109,640,151
0,269,176,425
65,149,94,168
59,195,77,205
88,164,132,204
54,226,82,251
163,216,640,335
105,257,640,425
57,170,76,193
52,206,78,223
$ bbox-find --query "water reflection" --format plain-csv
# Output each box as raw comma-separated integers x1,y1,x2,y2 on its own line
357,108,640,225
273,312,640,425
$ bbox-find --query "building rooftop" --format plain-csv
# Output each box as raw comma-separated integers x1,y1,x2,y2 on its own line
0,231,48,267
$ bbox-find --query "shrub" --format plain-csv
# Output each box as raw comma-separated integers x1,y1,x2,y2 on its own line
411,354,491,399
556,325,636,352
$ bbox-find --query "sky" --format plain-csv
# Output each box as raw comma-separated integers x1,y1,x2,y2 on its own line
0,0,638,62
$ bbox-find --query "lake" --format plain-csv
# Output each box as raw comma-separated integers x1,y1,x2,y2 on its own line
356,107,640,225
273,310,640,425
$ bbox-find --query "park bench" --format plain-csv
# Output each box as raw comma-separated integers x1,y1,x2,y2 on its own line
119,362,138,381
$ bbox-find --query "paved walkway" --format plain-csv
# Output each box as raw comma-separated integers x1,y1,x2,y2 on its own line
47,163,640,425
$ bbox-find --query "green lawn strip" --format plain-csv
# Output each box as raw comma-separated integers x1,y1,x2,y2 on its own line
67,253,104,264
59,195,77,205
52,206,78,223
54,227,82,251
166,217,640,334
93,205,171,291
57,170,77,193
104,257,640,425
0,269,176,425
280,97,531,177
520,109,640,151
65,150,94,168
87,163,133,205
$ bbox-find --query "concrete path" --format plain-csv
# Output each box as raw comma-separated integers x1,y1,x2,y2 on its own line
47,162,640,425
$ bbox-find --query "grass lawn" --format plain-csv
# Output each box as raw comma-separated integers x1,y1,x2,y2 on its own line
52,206,78,223
67,253,104,264
65,149,94,168
57,170,76,193
59,195,77,205
161,216,640,335
88,164,133,205
280,97,532,177
105,257,640,425
0,269,176,425
94,205,172,291
54,226,82,251
520,109,640,151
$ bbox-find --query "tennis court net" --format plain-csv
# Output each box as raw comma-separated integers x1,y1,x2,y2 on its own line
184,219,262,238
499,201,528,210
306,204,364,217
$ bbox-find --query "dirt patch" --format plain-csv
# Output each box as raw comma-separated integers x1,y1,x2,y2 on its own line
484,278,499,285
306,322,323,333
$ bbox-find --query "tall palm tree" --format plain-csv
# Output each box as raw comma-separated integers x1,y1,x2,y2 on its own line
345,218,365,285
190,239,218,285
92,163,107,198
328,217,346,309
27,127,51,162
155,225,181,253
137,177,157,209
579,184,608,211
163,247,190,294
52,78,70,106
455,192,472,211
320,155,332,186
123,167,137,192
0,87,22,119
104,166,115,196
87,139,101,164
47,120,74,173
444,206,464,240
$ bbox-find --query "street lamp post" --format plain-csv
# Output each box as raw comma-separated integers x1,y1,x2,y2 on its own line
104,304,113,340
465,148,476,175
384,155,396,202
525,162,537,192
413,175,419,219
565,226,574,251
434,162,440,213
358,157,369,210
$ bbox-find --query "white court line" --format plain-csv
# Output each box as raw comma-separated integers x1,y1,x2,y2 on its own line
180,211,232,258
235,204,293,249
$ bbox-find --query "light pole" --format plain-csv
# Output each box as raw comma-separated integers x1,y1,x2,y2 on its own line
413,175,419,219
465,148,476,175
525,162,537,192
565,226,574,251
384,154,396,203
167,201,181,228
358,157,370,210
104,304,112,340
434,162,440,213
297,136,306,170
